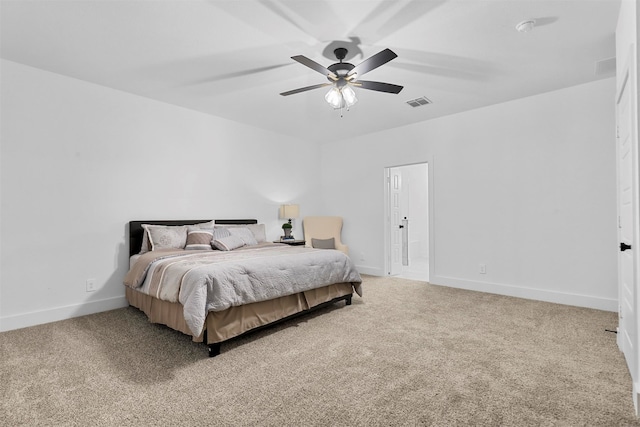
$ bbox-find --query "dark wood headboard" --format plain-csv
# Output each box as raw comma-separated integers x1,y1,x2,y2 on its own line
129,219,258,257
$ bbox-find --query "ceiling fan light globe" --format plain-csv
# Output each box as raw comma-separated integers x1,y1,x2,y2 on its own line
342,86,358,107
325,87,343,109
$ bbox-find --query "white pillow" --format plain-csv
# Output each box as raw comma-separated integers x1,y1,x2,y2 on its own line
228,227,258,246
196,221,215,228
212,235,246,251
245,224,266,243
140,225,152,254
216,224,266,243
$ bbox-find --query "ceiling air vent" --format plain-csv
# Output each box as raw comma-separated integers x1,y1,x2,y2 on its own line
406,96,432,108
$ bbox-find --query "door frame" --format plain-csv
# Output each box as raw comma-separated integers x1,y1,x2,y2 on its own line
383,157,436,280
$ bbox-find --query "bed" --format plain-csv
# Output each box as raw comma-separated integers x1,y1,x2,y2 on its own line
124,219,362,357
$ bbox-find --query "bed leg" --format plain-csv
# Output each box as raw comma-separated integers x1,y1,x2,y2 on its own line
345,295,352,306
208,343,221,357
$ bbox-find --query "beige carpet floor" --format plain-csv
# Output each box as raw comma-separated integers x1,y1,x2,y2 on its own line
1,275,638,426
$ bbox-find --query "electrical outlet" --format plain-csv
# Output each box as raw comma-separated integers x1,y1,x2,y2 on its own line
479,264,486,274
86,278,97,292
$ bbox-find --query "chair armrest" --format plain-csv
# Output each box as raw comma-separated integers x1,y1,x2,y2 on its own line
335,243,348,255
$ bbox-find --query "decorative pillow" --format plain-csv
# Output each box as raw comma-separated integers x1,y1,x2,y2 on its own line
212,226,232,240
139,222,212,254
185,226,214,250
216,224,266,243
140,226,152,254
146,225,188,251
212,235,246,251
228,227,258,246
312,237,335,249
139,224,161,254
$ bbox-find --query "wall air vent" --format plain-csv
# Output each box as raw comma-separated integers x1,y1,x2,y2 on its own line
406,96,432,108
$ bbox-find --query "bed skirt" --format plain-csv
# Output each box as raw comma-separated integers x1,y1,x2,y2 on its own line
125,282,353,344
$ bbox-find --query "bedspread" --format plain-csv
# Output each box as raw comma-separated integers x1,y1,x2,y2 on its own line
124,244,362,336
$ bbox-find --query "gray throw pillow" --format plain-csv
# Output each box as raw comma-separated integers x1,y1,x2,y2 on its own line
212,235,245,251
312,237,335,249
212,227,232,240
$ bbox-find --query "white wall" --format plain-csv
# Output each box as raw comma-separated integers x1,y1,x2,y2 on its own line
321,78,618,311
0,58,619,331
0,60,321,331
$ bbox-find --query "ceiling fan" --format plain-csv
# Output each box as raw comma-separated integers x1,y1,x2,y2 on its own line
280,47,403,111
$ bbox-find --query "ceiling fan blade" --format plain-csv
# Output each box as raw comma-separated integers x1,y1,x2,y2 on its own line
347,48,398,78
291,55,337,80
280,82,332,96
353,80,404,94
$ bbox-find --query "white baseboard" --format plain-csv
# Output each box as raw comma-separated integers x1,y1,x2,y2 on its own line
355,264,385,276
396,271,430,282
0,296,129,332
429,274,617,312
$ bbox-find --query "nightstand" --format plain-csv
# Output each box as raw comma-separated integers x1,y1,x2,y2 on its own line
274,239,306,246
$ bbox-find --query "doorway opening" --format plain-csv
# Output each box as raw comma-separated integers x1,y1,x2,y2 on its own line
384,162,429,281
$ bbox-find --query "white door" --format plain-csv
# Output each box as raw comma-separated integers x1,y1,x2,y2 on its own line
386,164,430,280
616,47,639,412
388,167,403,275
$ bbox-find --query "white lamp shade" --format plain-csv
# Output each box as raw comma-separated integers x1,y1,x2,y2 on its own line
324,87,343,109
279,204,299,219
342,86,358,107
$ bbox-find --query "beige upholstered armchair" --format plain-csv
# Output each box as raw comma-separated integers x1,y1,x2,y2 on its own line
302,216,349,255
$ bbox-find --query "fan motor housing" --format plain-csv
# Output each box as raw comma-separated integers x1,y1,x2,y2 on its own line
328,62,355,83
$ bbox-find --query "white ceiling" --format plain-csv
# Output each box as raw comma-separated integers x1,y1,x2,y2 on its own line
1,0,620,143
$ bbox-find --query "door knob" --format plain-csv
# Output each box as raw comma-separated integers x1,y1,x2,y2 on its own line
399,225,404,229
620,242,632,251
